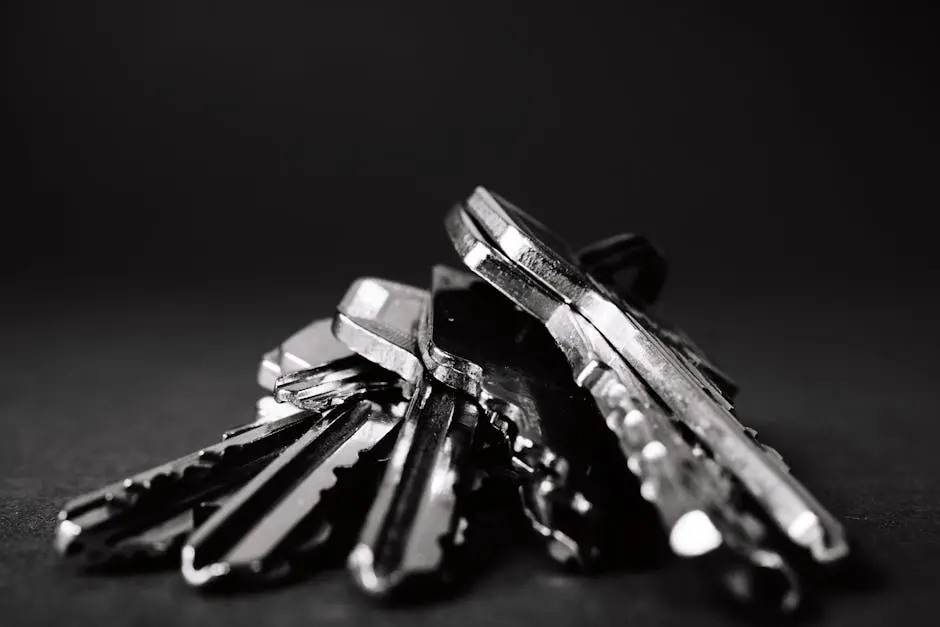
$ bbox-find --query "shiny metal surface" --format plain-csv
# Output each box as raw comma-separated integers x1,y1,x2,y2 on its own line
55,314,401,569
348,378,478,598
55,408,321,567
182,397,404,588
547,307,801,612
220,396,305,440
417,265,605,568
447,204,803,612
458,187,849,565
333,278,480,599
258,316,392,412
257,318,358,391
333,278,428,387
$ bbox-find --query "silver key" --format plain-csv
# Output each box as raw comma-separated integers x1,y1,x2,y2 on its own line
349,378,479,598
55,316,374,567
455,187,848,565
258,318,364,390
260,317,393,412
181,393,405,587
55,408,321,568
221,396,306,440
418,265,606,568
333,278,480,599
224,317,379,440
447,205,804,612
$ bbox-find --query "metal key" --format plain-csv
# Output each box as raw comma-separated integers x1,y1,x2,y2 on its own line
447,205,804,612
179,314,409,586
333,278,480,599
223,317,386,440
455,187,849,566
56,316,379,567
181,392,406,587
56,408,322,568
418,265,611,568
261,318,397,413
258,318,361,391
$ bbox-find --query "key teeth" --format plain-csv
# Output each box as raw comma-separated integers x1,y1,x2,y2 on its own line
185,424,381,589
741,427,791,473
352,455,465,599
55,442,268,565
58,520,176,567
56,519,156,565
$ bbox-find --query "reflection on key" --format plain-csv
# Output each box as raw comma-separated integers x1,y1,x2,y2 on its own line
182,397,403,588
348,377,479,598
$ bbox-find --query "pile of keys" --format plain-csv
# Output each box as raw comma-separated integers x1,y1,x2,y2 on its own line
55,187,852,616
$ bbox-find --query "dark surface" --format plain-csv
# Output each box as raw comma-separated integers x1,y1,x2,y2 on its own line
2,277,939,626
2,1,939,625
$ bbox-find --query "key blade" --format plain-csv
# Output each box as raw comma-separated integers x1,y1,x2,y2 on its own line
272,357,387,398
348,379,479,599
455,190,849,564
553,307,803,612
228,315,366,440
447,212,804,610
274,370,404,410
221,396,304,440
182,398,402,587
56,409,321,567
106,491,238,563
418,264,606,567
258,318,356,391
333,277,428,385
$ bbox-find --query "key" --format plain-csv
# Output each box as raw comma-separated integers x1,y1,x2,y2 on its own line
221,396,306,441
181,392,406,587
551,309,802,612
56,408,323,568
223,317,383,440
349,378,479,599
260,317,395,412
179,314,411,586
333,278,480,599
331,278,427,387
418,265,610,568
258,318,360,390
55,316,377,567
446,205,804,613
454,187,849,566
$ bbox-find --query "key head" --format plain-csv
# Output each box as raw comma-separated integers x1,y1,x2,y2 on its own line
461,187,736,402
420,265,591,446
420,265,624,569
455,188,849,565
333,278,427,385
259,318,356,391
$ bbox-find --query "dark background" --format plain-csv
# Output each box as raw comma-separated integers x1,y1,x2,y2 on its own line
2,1,938,625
